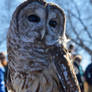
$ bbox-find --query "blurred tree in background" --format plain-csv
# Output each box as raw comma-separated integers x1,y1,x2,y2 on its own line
0,0,92,69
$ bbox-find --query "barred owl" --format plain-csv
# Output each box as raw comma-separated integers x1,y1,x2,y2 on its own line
7,0,80,92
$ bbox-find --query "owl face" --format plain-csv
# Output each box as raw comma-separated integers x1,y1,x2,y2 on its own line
17,0,65,47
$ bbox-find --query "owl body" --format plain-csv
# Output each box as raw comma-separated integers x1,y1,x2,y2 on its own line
7,0,80,92
7,31,61,92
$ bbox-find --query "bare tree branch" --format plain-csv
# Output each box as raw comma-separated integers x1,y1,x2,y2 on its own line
69,0,92,39
67,10,92,55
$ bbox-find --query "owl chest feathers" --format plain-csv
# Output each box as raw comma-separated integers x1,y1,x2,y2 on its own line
10,52,61,92
8,40,62,92
11,41,54,69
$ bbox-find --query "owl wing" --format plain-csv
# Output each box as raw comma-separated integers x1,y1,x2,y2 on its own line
52,47,81,92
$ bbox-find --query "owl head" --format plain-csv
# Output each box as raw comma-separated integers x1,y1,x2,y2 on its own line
9,0,66,48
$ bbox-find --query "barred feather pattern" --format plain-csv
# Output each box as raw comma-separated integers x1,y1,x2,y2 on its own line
7,0,81,92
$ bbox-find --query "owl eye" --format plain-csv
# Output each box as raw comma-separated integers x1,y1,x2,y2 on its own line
49,20,57,28
28,15,40,23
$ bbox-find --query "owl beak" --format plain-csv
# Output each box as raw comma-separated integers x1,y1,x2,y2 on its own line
41,30,45,40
